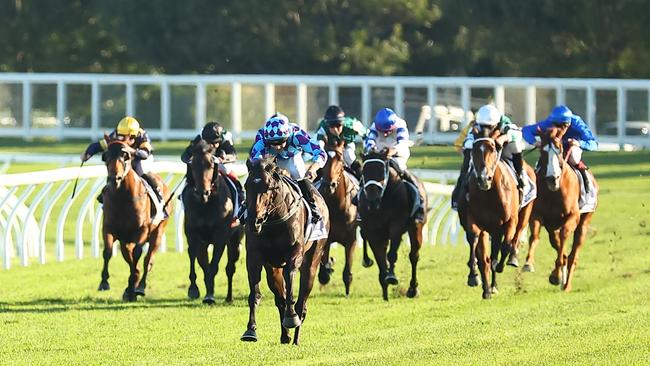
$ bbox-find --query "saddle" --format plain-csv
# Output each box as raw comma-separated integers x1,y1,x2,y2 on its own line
139,176,165,226
501,160,537,209
280,175,327,242
571,166,597,213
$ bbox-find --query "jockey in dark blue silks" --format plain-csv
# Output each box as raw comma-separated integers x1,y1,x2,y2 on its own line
522,105,598,192
249,113,327,223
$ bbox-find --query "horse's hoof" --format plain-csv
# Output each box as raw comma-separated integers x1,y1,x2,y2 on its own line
495,263,505,273
225,296,234,304
406,287,419,298
523,263,535,273
490,286,499,294
187,286,200,300
507,256,519,268
282,314,301,329
362,257,374,268
240,329,258,342
97,281,110,291
549,273,561,286
202,295,216,305
135,288,145,297
385,273,399,285
280,335,292,344
467,275,481,287
318,270,331,285
482,291,492,300
122,289,136,302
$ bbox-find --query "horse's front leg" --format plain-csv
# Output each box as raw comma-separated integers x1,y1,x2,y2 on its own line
264,265,290,344
98,230,114,291
225,231,242,303
385,234,401,285
406,223,424,298
466,232,481,287
369,237,390,300
293,239,325,345
136,228,161,297
186,232,200,299
317,240,333,285
546,227,563,286
565,213,593,292
282,243,304,329
524,217,542,272
240,248,263,342
476,231,492,299
119,242,139,302
204,241,227,305
342,233,357,297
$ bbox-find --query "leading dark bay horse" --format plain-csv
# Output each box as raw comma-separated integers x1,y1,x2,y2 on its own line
240,157,329,345
359,149,427,301
181,139,243,304
463,135,535,299
317,142,359,296
524,126,597,291
98,140,173,301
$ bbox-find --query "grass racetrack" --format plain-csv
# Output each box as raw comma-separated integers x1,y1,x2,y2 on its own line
1,139,649,365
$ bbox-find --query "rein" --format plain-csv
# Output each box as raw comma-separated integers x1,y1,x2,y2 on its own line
259,177,302,227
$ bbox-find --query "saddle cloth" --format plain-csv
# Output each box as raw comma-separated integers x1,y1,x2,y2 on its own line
139,177,165,226
282,176,328,243
571,167,598,213
502,160,537,209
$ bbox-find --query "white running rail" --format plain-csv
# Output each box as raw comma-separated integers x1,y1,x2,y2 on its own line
0,156,460,270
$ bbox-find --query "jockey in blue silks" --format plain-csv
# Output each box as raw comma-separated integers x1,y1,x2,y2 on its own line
250,113,327,223
522,105,598,192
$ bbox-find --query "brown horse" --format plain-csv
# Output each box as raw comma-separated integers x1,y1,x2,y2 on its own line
524,126,597,291
240,157,329,345
317,142,359,296
359,149,427,301
182,139,243,304
464,136,535,299
98,140,172,301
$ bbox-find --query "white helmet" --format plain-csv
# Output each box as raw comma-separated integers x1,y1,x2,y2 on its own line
475,104,502,127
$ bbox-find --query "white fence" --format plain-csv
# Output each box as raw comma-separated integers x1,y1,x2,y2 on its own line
1,73,649,147
0,155,461,270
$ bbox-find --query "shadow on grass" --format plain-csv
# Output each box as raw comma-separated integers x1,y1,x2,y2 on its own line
0,295,242,314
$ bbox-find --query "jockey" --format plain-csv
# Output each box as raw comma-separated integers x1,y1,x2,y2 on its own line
180,122,245,221
451,104,526,209
81,116,164,204
363,107,425,223
522,105,598,192
250,113,327,223
315,105,367,178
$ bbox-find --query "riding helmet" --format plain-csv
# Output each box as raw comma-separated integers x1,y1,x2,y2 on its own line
324,105,345,125
116,116,141,136
263,113,292,142
201,121,225,144
549,105,573,125
374,108,398,132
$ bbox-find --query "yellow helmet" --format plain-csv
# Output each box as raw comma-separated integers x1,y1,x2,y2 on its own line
116,116,141,136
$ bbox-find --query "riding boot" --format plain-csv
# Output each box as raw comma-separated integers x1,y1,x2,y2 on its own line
142,173,167,218
231,174,246,226
452,149,471,210
350,160,363,180
512,152,525,203
298,179,322,224
401,169,426,223
577,161,591,193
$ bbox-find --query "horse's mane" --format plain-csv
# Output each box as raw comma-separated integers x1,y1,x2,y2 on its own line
248,156,283,177
363,149,388,161
192,138,215,156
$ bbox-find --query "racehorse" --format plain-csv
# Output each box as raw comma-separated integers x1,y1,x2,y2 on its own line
317,142,359,296
359,149,427,301
524,126,597,291
240,157,329,345
464,134,535,299
97,140,172,301
181,138,243,304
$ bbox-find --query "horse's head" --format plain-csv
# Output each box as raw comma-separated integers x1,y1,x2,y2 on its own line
245,156,282,234
103,140,135,190
539,126,567,191
321,144,345,196
361,148,389,210
470,137,501,191
191,139,217,203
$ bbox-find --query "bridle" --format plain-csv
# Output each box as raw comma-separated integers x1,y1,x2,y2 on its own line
106,140,132,183
471,137,502,180
361,158,389,200
322,151,344,191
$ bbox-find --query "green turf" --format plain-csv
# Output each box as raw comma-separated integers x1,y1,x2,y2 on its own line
1,143,650,364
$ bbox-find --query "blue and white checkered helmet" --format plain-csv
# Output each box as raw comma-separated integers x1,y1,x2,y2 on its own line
263,113,291,142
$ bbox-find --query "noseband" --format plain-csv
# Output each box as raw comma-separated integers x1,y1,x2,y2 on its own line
361,158,389,200
471,137,501,180
106,140,132,182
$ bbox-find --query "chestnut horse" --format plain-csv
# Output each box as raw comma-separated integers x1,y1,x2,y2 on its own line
464,136,535,299
240,157,329,345
524,126,597,291
98,140,172,301
317,142,359,296
359,149,427,301
182,139,243,304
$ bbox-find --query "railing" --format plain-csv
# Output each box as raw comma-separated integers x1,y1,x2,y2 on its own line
0,155,461,270
1,73,649,147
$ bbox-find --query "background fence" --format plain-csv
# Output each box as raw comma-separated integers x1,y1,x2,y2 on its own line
1,73,649,147
0,154,461,270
